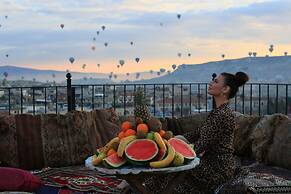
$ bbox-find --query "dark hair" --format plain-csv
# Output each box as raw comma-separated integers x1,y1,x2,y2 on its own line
221,72,249,99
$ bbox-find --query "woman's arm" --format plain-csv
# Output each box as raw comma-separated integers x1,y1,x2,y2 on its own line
194,113,225,155
183,128,200,143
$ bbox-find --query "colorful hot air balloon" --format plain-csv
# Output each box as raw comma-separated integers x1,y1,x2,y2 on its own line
221,54,225,59
177,53,182,57
172,64,176,70
135,57,140,63
126,73,130,76
69,57,75,64
177,14,181,19
130,41,133,45
101,25,105,30
119,60,125,66
167,70,171,74
160,68,166,73
97,64,100,67
91,46,96,51
3,72,8,78
117,65,120,68
104,42,108,47
5,54,9,58
96,31,100,35
5,15,8,19
60,24,64,29
82,64,86,69
157,72,160,76
188,53,191,57
93,37,96,41
150,70,153,74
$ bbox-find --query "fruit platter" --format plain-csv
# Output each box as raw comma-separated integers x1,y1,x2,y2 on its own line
85,89,200,174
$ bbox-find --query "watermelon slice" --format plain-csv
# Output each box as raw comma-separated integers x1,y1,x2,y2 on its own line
168,138,196,160
125,139,159,164
103,152,126,168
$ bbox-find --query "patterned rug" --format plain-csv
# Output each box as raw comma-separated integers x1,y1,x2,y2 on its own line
33,166,129,194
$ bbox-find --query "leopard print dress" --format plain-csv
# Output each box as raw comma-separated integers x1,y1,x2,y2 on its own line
144,103,236,194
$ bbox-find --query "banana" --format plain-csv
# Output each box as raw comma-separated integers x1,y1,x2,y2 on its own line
98,137,120,154
117,135,136,157
92,152,106,166
150,140,175,168
154,132,167,151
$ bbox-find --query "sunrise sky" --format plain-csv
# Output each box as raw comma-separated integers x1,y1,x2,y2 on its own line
0,0,290,74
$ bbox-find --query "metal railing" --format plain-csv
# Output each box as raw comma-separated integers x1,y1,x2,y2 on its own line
0,73,290,117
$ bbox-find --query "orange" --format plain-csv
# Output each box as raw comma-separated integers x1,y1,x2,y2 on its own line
121,121,132,132
159,129,166,138
124,129,136,137
107,148,117,157
118,131,125,139
137,123,149,134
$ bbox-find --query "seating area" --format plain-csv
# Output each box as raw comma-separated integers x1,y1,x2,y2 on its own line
1,109,291,193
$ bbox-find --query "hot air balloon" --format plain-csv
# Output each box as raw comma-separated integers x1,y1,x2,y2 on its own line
117,65,120,68
60,24,64,29
5,54,9,58
269,46,274,53
119,59,125,66
93,37,96,41
69,57,75,64
150,70,153,74
188,53,191,57
284,52,288,56
172,64,176,70
248,52,252,57
82,64,86,69
104,42,108,47
177,14,181,19
160,68,166,73
97,64,100,68
221,54,225,59
3,72,8,78
135,57,140,63
114,74,117,79
130,41,133,45
167,70,171,74
5,16,8,19
101,25,105,31
96,31,100,35
66,69,69,73
252,52,257,57
157,72,160,76
109,74,112,79
177,53,182,57
91,46,96,51
126,73,130,76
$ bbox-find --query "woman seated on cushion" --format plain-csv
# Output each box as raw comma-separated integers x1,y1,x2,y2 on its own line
145,72,249,194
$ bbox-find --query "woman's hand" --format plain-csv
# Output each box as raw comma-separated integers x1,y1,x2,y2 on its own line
199,151,205,158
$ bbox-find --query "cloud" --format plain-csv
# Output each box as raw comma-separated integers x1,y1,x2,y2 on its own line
0,0,291,73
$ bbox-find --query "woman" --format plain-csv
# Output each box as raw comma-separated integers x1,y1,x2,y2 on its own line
144,72,249,194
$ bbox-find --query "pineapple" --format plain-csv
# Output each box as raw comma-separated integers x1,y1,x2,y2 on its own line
134,88,151,124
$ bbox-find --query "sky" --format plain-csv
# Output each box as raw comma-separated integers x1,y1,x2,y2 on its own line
0,0,291,74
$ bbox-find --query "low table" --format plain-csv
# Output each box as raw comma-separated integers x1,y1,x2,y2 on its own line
85,156,200,194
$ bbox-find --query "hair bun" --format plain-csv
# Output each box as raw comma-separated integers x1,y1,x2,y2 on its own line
235,72,249,87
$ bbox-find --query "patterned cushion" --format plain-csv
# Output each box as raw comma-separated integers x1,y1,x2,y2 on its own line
0,167,42,192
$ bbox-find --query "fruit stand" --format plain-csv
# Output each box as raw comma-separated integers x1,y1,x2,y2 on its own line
85,156,200,194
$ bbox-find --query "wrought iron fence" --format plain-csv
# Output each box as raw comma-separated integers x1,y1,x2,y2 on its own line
0,73,290,117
